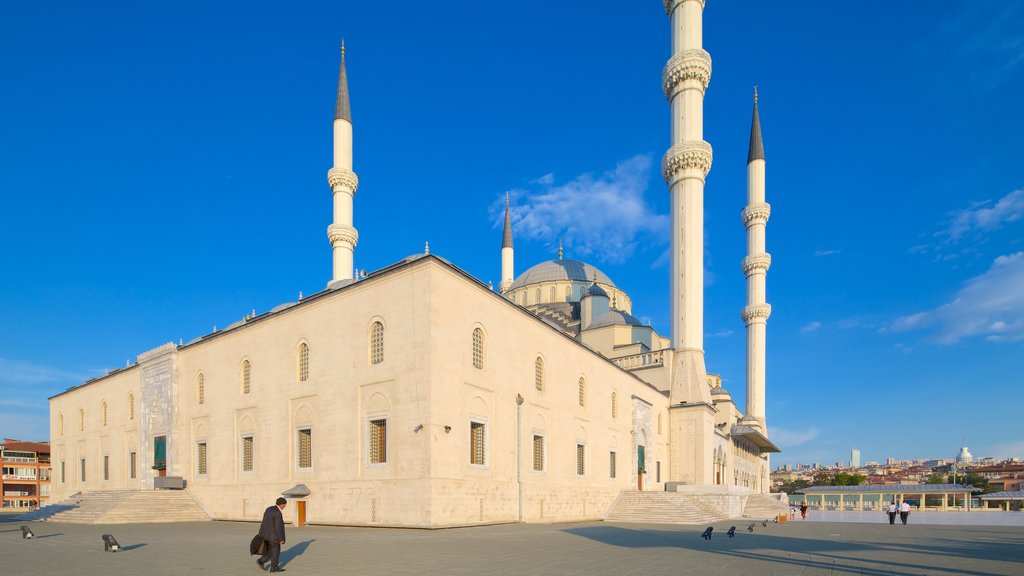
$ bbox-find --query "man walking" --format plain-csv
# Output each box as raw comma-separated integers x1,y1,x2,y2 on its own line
899,500,911,525
886,501,898,525
257,497,287,572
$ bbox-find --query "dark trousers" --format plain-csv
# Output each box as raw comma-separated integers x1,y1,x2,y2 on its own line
258,540,282,570
900,512,909,525
888,512,896,524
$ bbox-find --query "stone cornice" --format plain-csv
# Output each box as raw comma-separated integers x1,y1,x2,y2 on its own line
662,140,713,183
742,253,772,276
327,167,359,195
741,202,771,227
664,0,706,15
327,223,359,248
663,49,712,98
741,304,772,324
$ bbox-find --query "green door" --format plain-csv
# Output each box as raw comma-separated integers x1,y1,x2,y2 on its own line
154,436,167,475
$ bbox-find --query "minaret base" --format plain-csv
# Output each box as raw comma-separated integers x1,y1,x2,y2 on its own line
667,348,715,485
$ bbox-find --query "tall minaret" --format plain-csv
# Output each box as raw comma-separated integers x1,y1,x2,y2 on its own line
499,193,514,293
662,0,715,485
327,42,359,285
741,88,771,431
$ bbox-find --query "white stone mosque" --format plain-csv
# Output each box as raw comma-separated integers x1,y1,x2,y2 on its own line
47,0,783,527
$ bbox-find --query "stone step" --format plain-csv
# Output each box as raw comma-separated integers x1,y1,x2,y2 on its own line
20,490,210,524
604,491,729,525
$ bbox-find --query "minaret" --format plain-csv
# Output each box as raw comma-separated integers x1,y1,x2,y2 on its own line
327,42,359,286
499,193,514,293
742,87,771,431
662,0,715,484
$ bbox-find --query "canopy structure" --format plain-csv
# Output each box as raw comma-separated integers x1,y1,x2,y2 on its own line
794,484,975,512
979,491,1024,511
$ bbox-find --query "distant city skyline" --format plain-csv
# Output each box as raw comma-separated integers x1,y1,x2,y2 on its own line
1,2,1022,467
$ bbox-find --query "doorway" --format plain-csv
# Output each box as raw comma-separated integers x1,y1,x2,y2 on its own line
637,445,646,491
154,436,167,477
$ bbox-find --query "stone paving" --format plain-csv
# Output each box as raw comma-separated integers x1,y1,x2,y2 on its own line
2,516,1022,575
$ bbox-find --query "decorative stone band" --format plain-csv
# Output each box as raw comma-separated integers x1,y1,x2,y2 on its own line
662,140,713,183
327,223,359,248
664,0,706,15
742,253,772,276
741,304,772,325
662,49,712,98
327,167,359,195
741,202,771,227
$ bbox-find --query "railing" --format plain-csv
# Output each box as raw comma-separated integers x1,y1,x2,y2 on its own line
2,457,37,463
4,491,31,497
612,350,665,370
2,474,37,481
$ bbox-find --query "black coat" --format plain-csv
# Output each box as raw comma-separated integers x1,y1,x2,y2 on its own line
258,505,286,543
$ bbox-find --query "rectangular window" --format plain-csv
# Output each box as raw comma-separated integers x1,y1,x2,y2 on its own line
242,436,254,472
369,419,387,464
80,458,86,482
656,461,661,483
297,428,312,469
103,455,109,481
197,442,208,475
576,443,585,476
609,451,616,479
470,421,486,466
532,434,545,472
61,461,65,484
129,451,137,480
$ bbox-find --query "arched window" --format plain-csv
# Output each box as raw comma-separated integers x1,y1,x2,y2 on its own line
657,412,662,435
298,343,310,381
534,288,541,303
102,402,108,426
549,287,556,302
578,377,586,407
79,408,84,431
520,292,526,305
472,328,485,369
564,286,571,300
370,322,384,365
241,360,251,394
197,373,205,405
534,357,544,391
59,413,64,436
611,391,617,418
128,394,134,420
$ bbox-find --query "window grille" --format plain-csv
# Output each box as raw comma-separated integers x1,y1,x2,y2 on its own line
535,288,541,303
564,286,571,300
80,458,86,482
129,394,134,420
578,378,586,407
370,322,384,364
242,436,254,472
298,343,309,381
298,428,312,469
535,357,544,391
129,452,136,480
59,414,64,436
369,419,387,464
103,455,109,481
102,402,108,426
472,328,485,369
576,444,585,476
198,373,205,405
197,443,208,475
79,408,84,431
532,435,544,472
611,392,617,418
470,421,486,465
242,360,251,394
609,451,616,478
549,287,556,302
60,461,65,483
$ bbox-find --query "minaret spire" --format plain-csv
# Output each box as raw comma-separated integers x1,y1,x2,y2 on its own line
327,42,359,286
741,87,772,433
499,193,514,293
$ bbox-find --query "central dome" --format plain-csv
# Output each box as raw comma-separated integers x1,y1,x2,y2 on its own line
508,259,615,291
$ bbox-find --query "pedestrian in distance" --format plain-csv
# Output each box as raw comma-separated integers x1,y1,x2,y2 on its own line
257,497,288,572
799,502,808,520
899,500,911,525
886,501,898,525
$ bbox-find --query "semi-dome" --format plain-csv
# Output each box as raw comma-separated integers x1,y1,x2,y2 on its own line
508,259,615,291
588,310,645,329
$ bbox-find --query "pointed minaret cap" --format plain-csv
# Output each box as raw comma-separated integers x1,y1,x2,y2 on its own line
502,193,513,249
335,40,352,122
747,86,764,163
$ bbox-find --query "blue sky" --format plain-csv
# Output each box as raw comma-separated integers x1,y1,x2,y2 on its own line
1,1,1022,468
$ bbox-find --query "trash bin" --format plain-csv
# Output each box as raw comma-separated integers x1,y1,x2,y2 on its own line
777,514,787,523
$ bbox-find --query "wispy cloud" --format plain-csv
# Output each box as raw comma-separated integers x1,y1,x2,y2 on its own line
984,439,1024,460
890,251,1024,343
814,249,842,257
944,189,1024,242
495,155,667,265
800,321,822,334
768,426,820,448
706,329,733,338
0,358,87,387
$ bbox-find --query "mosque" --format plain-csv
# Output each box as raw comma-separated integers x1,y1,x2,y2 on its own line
48,0,780,527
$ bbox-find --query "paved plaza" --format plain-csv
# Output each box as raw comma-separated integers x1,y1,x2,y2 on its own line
2,516,1022,576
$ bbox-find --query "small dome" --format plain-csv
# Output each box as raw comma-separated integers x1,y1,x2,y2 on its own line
710,386,731,397
585,282,609,298
588,310,645,329
508,259,615,291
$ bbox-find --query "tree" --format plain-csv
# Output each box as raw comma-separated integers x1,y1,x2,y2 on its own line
776,479,811,494
926,473,946,485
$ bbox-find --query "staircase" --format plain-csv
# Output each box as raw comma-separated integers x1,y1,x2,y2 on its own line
604,491,729,525
17,490,210,524
743,493,789,519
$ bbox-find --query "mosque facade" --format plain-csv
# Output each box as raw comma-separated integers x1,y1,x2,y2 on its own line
48,0,779,527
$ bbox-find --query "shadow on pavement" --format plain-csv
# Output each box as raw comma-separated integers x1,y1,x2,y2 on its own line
281,539,316,567
120,543,148,551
